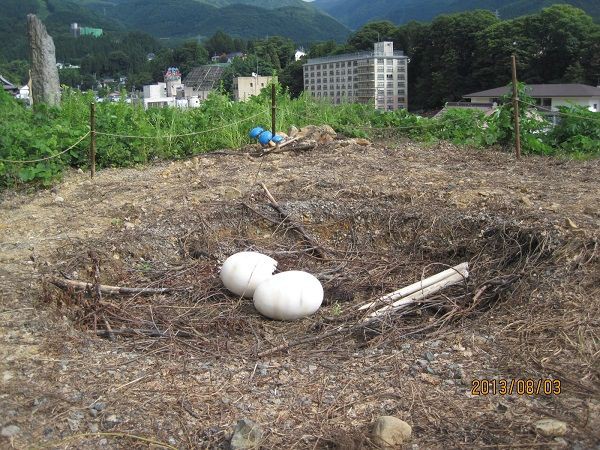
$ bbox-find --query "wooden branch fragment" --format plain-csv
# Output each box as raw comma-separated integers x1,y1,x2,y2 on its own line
358,263,469,311
364,270,468,321
258,183,329,258
278,136,300,149
96,328,194,338
50,277,179,296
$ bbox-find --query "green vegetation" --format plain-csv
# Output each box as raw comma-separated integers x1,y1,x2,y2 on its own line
310,5,600,111
1,83,597,188
314,0,600,28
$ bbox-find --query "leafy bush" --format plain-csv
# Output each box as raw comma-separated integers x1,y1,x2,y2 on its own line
1,83,598,188
550,105,600,156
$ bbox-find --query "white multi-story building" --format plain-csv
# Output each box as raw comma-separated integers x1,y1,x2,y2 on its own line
303,42,409,111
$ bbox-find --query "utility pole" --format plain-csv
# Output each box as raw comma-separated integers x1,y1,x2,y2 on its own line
511,55,521,160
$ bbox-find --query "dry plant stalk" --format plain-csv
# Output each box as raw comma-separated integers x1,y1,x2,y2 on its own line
50,277,178,295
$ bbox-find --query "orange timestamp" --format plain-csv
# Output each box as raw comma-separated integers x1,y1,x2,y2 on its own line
471,378,561,396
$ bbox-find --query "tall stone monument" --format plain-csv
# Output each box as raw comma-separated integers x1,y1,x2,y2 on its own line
27,14,61,106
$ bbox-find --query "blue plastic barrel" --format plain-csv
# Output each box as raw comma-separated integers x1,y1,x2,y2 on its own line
258,131,273,145
271,134,284,144
249,127,264,139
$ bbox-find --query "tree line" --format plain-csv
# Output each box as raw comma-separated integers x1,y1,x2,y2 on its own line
311,4,600,111
2,4,598,111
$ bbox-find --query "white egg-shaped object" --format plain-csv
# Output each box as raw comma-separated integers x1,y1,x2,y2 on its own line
253,271,324,321
220,251,277,298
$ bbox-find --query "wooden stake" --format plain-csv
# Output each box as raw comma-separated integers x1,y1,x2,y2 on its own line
271,84,276,137
90,102,97,178
511,55,521,160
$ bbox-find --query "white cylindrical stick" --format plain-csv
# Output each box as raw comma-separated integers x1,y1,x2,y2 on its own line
358,262,469,311
365,270,468,321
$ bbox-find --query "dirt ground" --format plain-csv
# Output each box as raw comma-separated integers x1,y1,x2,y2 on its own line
1,136,599,449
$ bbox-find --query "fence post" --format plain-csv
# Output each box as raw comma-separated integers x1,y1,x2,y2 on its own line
271,84,276,137
90,102,96,178
511,55,521,160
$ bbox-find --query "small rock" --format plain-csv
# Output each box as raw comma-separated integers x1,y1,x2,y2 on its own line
317,133,334,144
416,359,429,368
1,425,20,438
53,196,64,203
321,125,336,136
401,343,412,351
429,340,442,349
67,418,81,431
99,438,108,446
372,416,412,448
89,423,99,433
420,373,440,385
77,168,84,174
534,419,567,437
355,138,371,146
123,221,135,230
308,364,318,374
93,402,106,411
288,125,299,137
424,351,435,362
104,414,120,429
230,418,263,450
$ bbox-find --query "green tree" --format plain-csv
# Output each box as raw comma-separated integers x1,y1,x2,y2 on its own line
279,59,304,98
347,21,398,51
204,31,235,57
172,41,209,74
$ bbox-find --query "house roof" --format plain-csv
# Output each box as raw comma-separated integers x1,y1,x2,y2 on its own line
1,74,17,89
183,65,225,90
465,84,600,98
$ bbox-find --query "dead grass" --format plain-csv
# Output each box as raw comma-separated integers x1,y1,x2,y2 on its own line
1,138,598,449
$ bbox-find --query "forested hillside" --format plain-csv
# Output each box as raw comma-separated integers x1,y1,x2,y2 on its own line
314,0,600,28
308,5,600,110
89,0,349,42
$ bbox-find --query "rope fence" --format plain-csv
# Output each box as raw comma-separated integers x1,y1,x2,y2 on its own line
94,111,266,139
0,131,90,164
1,92,597,172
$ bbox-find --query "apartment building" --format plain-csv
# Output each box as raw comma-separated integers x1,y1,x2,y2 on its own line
303,42,409,110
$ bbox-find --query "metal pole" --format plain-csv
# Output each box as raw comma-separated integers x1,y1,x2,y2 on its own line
90,102,96,178
271,83,276,137
511,55,521,160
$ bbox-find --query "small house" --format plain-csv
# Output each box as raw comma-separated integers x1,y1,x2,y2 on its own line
464,84,600,113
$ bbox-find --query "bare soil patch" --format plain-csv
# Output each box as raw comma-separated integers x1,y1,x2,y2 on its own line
1,138,598,449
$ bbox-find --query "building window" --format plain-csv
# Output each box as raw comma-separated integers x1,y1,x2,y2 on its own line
250,82,253,87
386,74,393,80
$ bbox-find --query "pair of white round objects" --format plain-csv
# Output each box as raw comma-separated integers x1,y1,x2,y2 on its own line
219,251,324,321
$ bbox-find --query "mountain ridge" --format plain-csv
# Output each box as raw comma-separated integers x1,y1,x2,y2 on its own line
313,0,600,29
